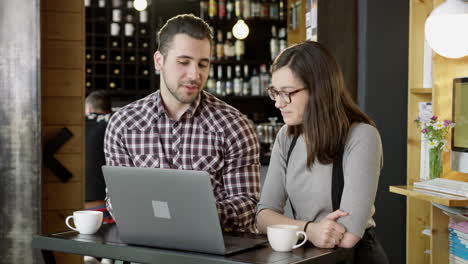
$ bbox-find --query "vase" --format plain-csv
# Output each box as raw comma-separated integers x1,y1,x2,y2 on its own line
429,148,443,179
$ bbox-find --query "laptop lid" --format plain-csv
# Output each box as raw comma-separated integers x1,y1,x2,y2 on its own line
102,166,228,254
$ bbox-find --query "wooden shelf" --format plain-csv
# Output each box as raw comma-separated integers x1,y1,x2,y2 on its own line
389,185,468,207
410,88,432,95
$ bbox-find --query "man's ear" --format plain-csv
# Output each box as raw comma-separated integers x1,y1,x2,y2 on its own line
154,51,164,70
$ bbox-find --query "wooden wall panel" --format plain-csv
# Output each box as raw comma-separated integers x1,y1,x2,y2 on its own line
43,40,84,69
43,69,83,97
42,97,84,125
42,0,82,12
43,182,83,210
42,12,82,40
42,125,83,154
41,0,85,263
44,154,83,183
54,253,83,264
43,210,76,233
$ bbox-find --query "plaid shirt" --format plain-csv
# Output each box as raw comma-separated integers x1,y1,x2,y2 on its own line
104,90,260,231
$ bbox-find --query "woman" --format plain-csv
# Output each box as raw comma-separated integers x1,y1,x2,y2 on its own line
256,41,388,263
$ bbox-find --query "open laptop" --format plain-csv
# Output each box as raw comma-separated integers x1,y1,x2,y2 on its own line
102,166,268,255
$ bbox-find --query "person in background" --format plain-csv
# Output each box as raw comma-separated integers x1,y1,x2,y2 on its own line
85,90,112,212
256,41,388,263
104,14,260,232
85,90,114,264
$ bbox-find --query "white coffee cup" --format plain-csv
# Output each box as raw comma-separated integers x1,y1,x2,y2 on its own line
267,224,308,252
65,211,103,235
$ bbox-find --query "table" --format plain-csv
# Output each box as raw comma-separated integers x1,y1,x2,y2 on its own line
32,224,354,264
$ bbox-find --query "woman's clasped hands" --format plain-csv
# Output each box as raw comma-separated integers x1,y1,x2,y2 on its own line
305,210,348,248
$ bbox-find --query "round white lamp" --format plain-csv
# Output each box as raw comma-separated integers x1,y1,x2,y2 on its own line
133,0,148,11
232,19,249,40
424,0,468,59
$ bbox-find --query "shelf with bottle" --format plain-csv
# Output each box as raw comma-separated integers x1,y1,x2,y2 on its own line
206,63,271,97
200,0,287,24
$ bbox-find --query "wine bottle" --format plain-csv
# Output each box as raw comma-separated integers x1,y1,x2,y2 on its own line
216,30,224,61
216,65,225,96
225,65,233,95
209,0,218,19
233,65,243,96
218,0,226,19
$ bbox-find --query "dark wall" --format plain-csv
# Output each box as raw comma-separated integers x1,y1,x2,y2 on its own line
0,1,42,263
358,0,408,263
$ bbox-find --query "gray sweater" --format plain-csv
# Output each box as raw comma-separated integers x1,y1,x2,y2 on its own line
257,123,383,238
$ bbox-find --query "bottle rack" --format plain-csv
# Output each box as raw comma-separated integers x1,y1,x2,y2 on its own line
200,1,287,124
85,0,156,99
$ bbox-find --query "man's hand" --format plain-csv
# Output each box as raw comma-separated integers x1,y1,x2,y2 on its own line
306,210,348,248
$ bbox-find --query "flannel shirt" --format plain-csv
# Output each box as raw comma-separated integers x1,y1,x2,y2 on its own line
104,90,260,231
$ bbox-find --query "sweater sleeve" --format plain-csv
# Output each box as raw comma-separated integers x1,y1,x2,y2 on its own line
336,124,383,238
256,125,290,215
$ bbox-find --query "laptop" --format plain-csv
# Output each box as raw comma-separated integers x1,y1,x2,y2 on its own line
102,166,268,255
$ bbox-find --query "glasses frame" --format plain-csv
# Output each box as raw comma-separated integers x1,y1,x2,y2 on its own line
267,86,306,104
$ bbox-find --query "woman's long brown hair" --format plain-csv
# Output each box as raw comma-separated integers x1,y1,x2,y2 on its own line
272,41,375,167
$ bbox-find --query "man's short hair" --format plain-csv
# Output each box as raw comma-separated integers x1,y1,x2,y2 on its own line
86,90,111,113
157,14,213,56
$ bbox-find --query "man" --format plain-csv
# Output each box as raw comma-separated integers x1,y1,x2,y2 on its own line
104,14,260,232
85,90,112,210
85,90,114,264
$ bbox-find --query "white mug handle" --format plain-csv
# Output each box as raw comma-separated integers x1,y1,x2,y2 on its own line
293,231,308,249
65,216,79,232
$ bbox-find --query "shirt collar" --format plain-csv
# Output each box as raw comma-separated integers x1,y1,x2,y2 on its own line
154,90,202,120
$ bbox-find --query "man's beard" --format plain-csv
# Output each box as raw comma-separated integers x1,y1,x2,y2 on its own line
161,73,203,104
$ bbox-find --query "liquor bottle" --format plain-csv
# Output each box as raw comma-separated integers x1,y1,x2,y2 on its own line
142,41,149,48
270,0,279,19
86,67,92,74
260,0,269,18
235,38,245,61
243,0,251,18
113,68,121,75
86,81,91,88
127,41,134,48
250,67,261,95
115,55,122,61
129,55,136,62
242,64,251,95
234,0,242,18
142,69,149,76
141,55,148,62
216,30,224,61
278,27,287,52
224,32,235,60
210,27,217,60
270,25,279,60
251,0,260,17
226,0,234,19
278,0,285,21
209,0,218,19
259,64,270,94
225,65,234,95
99,54,107,60
233,65,243,95
216,65,225,96
86,53,92,60
218,0,226,19
200,0,208,20
207,66,216,94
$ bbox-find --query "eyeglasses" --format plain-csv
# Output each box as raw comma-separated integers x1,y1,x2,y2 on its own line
267,86,306,104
